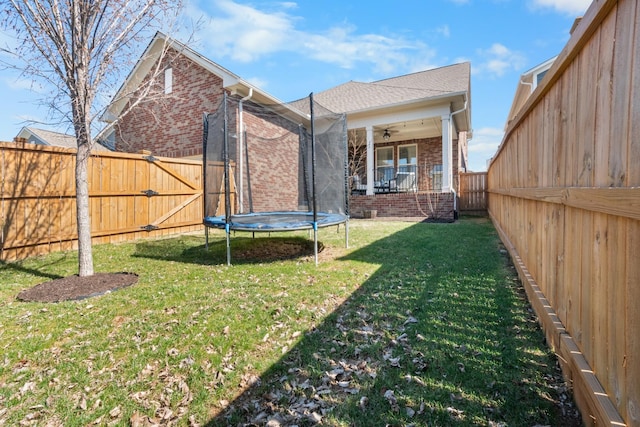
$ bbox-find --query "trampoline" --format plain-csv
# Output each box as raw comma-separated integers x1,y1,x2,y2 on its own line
203,92,349,265
204,211,347,232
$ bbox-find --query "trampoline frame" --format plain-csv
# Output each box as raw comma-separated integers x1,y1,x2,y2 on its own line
203,93,349,265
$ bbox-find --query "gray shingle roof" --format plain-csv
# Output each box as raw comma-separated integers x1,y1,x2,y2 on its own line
21,127,111,151
26,127,77,148
311,62,470,113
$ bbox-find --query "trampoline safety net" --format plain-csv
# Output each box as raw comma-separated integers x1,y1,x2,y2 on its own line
203,93,348,224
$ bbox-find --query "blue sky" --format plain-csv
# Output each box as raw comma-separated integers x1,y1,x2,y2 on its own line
0,0,591,171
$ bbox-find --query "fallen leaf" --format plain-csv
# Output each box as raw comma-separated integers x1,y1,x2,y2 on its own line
130,412,147,427
308,412,322,423
388,357,401,367
157,407,173,421
20,381,36,395
359,396,368,410
404,316,418,325
384,389,399,412
109,406,121,418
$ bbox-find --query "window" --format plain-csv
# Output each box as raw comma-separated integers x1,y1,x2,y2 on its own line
534,69,548,89
375,146,394,183
164,67,173,94
431,164,443,191
397,144,417,191
397,144,417,172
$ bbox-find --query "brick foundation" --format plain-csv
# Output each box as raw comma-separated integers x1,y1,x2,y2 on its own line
349,192,456,221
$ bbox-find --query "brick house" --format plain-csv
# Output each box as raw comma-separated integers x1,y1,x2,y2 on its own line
100,32,286,159
102,33,472,220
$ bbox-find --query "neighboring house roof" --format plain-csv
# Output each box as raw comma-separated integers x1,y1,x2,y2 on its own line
505,56,557,128
16,126,111,151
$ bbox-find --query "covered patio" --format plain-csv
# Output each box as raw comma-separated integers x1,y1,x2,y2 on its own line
311,62,472,220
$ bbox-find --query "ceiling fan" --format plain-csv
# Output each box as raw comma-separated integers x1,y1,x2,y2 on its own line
376,127,400,141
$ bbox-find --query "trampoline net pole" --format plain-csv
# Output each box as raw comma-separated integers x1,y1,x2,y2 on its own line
223,93,231,223
309,93,318,224
223,93,232,266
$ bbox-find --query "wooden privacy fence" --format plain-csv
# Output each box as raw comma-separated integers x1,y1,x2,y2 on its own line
488,1,639,426
458,172,487,214
0,141,203,261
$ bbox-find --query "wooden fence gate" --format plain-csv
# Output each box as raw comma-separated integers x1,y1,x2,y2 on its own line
0,142,203,261
459,172,487,214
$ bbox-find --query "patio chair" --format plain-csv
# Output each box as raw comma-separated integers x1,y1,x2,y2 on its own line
351,174,367,195
395,171,417,192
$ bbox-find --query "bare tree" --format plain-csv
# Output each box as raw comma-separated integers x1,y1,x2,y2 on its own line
1,0,182,276
347,128,366,189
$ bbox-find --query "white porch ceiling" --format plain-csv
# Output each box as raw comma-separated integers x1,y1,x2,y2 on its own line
372,117,443,143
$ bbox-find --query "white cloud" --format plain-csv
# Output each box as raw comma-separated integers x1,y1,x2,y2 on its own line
436,25,451,38
530,0,591,15
193,0,296,62
467,127,504,171
474,43,526,77
4,76,45,92
244,76,268,90
189,0,435,74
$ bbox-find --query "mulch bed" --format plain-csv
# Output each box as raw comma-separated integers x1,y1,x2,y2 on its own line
16,272,138,303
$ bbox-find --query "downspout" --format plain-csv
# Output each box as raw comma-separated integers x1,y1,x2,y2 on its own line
449,95,468,216
238,88,253,213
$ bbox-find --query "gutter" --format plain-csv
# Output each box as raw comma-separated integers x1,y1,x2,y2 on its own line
520,79,534,94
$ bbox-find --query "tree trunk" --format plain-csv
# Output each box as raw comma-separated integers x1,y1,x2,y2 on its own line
76,140,94,277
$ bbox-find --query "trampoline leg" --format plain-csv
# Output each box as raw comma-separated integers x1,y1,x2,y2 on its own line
314,229,318,266
313,221,318,266
205,227,209,250
225,225,231,266
345,220,349,249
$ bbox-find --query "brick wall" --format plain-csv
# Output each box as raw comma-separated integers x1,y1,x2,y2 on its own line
349,192,455,221
115,50,224,158
239,104,303,212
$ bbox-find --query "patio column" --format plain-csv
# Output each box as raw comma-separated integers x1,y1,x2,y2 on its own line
366,125,374,195
441,114,453,192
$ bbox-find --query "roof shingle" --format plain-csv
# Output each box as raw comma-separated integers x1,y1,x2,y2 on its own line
311,62,470,113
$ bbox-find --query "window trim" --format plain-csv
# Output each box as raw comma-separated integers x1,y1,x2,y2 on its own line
164,67,173,94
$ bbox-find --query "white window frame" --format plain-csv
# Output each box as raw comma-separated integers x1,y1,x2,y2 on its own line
164,67,173,94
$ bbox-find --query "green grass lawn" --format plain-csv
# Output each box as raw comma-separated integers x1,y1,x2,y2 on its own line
0,218,576,426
